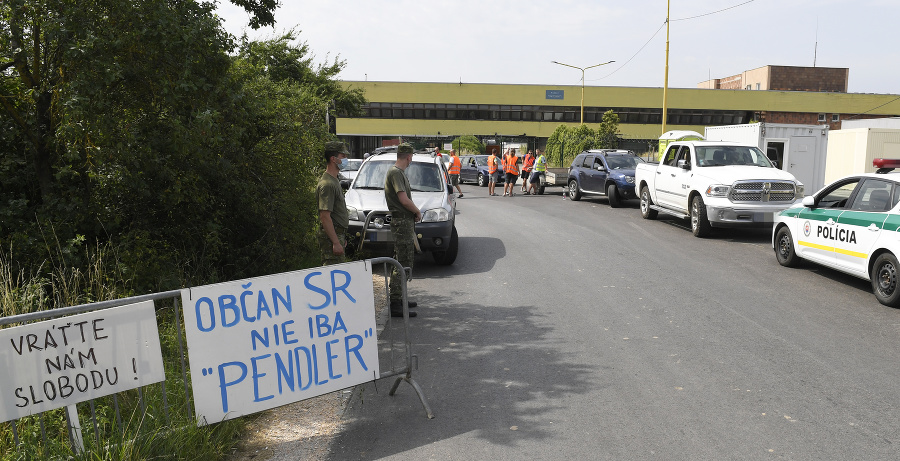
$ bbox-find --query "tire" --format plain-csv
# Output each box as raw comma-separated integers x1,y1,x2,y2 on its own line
477,173,487,187
432,226,458,265
690,194,713,238
640,185,658,220
872,253,900,307
568,180,582,201
607,183,622,208
538,185,545,195
774,226,801,267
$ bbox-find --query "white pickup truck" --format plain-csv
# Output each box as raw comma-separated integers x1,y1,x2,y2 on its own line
635,141,804,237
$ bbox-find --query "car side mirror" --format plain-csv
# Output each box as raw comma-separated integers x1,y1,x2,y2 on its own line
340,179,351,190
447,183,453,194
595,165,606,171
677,159,691,170
802,196,816,207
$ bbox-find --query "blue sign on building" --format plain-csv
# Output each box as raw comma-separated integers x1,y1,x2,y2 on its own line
545,90,565,100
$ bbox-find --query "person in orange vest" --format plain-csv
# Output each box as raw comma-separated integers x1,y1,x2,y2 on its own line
487,148,501,196
448,149,463,198
503,148,520,197
520,150,535,193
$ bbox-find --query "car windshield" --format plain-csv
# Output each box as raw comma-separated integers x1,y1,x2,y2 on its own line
605,155,643,170
353,160,445,192
341,159,362,172
695,146,774,167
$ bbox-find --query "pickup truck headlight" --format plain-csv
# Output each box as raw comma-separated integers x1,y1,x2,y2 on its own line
624,176,635,184
421,208,450,222
795,183,805,196
347,206,359,221
706,185,730,197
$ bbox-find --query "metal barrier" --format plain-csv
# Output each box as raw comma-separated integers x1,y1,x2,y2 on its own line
0,257,431,456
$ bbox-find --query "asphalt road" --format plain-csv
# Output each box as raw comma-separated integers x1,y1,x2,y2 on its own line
330,181,900,460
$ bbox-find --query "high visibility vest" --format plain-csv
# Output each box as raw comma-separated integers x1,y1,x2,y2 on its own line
449,156,461,174
523,154,535,172
504,155,519,175
534,155,547,172
488,155,498,174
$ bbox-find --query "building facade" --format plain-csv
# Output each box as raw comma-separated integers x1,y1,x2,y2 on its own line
336,79,900,156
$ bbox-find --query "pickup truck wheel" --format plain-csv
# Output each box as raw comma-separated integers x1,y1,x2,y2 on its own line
872,253,900,307
640,186,657,219
690,195,713,238
432,226,458,265
607,184,622,208
774,226,801,267
568,180,582,201
477,173,487,187
538,185,545,195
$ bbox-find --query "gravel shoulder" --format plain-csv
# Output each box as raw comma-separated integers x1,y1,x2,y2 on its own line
226,274,390,461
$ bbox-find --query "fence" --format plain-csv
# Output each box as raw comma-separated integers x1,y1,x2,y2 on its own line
0,257,430,456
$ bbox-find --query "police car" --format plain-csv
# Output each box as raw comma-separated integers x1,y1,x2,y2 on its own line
773,159,900,306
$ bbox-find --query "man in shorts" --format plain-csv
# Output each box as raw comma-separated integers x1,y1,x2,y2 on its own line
503,148,520,197
527,149,547,195
520,150,535,193
448,149,463,198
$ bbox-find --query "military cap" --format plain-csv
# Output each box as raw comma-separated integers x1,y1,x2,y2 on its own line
324,141,349,155
397,143,414,154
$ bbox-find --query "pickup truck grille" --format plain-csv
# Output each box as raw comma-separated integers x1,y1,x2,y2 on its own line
730,180,796,202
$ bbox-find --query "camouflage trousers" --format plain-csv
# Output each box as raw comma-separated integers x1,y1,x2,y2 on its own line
389,215,415,301
317,225,348,266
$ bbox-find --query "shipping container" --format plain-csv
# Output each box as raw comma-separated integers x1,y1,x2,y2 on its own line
704,122,829,193
824,128,900,184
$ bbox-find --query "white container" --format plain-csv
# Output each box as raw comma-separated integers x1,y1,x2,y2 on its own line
705,122,829,193
825,128,900,184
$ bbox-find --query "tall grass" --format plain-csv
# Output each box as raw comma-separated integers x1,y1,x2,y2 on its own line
0,244,244,460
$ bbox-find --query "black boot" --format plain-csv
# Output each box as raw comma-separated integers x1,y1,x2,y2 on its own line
390,300,417,317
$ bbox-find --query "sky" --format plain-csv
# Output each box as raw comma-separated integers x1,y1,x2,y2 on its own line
216,0,900,95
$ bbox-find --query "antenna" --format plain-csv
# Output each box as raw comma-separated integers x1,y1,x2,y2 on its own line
813,17,818,67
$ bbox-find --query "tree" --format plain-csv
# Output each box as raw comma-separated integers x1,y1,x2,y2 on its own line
451,135,484,154
544,113,622,167
597,110,620,149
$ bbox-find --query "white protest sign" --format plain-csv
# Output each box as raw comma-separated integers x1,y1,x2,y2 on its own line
180,260,379,425
0,301,165,423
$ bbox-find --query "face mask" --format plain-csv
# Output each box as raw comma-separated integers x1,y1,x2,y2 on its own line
339,158,349,167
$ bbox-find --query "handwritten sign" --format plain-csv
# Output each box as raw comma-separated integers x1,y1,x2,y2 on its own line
181,261,379,424
0,301,165,423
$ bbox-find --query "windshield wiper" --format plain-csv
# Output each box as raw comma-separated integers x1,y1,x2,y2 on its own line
354,186,384,190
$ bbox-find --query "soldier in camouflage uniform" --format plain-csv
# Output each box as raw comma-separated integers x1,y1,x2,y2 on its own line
316,141,351,266
385,143,423,317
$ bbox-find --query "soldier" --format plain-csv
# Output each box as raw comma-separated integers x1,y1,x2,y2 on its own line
316,141,351,266
385,143,423,317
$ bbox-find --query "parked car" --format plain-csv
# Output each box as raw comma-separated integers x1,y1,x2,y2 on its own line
339,158,363,182
635,141,804,237
459,154,505,187
343,151,458,265
773,159,900,307
567,150,645,207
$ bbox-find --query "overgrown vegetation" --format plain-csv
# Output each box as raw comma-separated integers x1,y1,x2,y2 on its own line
1,0,366,458
545,110,621,166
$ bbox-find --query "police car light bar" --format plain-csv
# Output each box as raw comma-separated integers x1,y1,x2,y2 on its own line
873,158,900,174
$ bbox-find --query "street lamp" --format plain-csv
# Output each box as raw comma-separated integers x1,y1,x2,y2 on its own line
551,60,615,124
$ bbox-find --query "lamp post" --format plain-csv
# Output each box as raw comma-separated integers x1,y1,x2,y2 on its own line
551,60,614,124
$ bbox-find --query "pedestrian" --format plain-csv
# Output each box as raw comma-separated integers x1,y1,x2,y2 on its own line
316,141,351,266
434,146,442,159
487,148,500,196
503,148,520,197
448,149,463,198
520,150,535,193
527,149,547,195
385,143,422,318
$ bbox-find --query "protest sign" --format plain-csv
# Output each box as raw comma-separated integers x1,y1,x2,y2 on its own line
0,301,165,423
180,260,379,424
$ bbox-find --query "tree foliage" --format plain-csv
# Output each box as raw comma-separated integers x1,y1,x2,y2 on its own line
450,135,485,155
0,0,365,292
545,111,620,166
